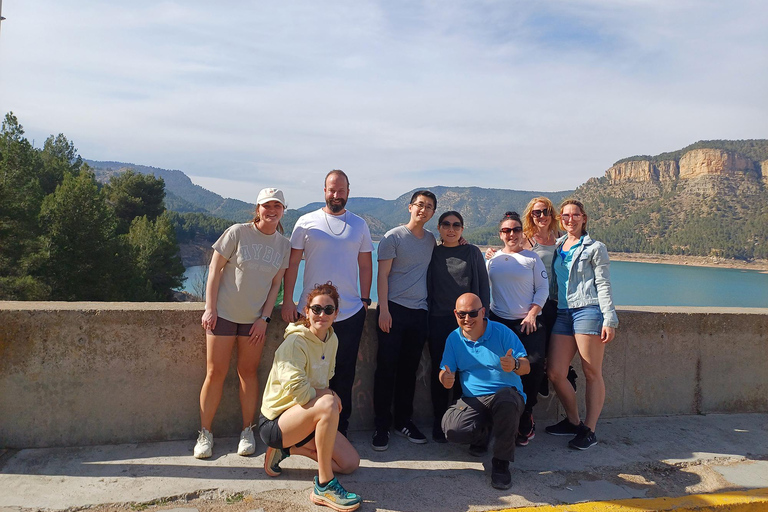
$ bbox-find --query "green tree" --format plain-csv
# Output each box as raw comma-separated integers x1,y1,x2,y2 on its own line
104,170,166,234
0,113,47,299
126,214,185,300
39,133,83,195
38,170,120,300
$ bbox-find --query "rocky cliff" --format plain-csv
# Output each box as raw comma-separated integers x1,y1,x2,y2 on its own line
606,148,760,184
575,140,768,260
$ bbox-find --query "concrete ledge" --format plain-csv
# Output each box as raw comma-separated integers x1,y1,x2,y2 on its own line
1,303,767,448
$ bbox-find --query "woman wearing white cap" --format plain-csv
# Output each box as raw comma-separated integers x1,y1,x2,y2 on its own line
194,188,291,459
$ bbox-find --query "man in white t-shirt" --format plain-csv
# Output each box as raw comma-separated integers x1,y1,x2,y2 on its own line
282,170,374,436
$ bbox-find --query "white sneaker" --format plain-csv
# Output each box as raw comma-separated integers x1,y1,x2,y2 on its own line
237,425,256,456
194,428,213,459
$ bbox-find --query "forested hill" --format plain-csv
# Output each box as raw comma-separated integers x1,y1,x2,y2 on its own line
577,140,768,260
87,159,573,240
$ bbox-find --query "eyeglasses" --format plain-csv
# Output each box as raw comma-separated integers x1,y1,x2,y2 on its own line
309,304,336,316
439,221,463,229
499,227,523,234
411,202,435,212
560,213,583,220
531,209,550,218
455,309,481,319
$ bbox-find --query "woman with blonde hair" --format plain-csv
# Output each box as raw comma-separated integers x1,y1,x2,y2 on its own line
195,188,290,459
545,199,618,450
487,197,578,402
259,282,361,511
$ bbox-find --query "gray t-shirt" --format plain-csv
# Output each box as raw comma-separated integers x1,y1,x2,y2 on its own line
212,223,291,324
377,225,436,310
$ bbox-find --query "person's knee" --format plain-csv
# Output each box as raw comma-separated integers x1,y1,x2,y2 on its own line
315,393,338,418
236,362,258,380
581,364,603,383
205,364,228,384
336,450,360,474
547,364,568,383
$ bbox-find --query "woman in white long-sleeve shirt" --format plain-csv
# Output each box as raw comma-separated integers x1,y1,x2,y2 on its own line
486,211,549,448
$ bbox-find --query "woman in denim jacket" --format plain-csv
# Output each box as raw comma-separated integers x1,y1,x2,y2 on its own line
544,199,618,450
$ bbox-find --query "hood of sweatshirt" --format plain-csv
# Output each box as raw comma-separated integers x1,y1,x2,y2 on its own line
284,322,335,344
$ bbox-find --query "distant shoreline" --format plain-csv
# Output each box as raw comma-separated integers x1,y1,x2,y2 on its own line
607,252,768,273
478,246,768,273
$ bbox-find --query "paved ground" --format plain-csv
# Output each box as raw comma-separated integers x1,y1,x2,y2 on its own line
1,414,767,512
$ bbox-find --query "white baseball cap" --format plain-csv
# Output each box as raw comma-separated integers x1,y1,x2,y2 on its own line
256,188,287,207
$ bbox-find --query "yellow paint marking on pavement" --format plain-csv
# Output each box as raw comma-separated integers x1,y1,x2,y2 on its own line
492,488,768,511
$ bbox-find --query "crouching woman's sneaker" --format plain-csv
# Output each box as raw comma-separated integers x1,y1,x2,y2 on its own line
310,476,362,511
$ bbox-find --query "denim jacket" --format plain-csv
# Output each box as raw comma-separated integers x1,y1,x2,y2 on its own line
552,234,619,328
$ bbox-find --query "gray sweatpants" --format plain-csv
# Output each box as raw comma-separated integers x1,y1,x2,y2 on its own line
441,386,525,462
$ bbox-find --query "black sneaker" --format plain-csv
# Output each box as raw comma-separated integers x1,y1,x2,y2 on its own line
371,428,389,451
394,421,427,444
567,366,578,391
468,443,488,457
569,425,598,450
545,418,582,436
432,422,447,444
490,457,512,490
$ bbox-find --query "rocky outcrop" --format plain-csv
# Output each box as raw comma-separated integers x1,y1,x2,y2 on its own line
678,149,754,179
606,149,760,184
762,160,768,186
656,160,679,181
605,160,679,184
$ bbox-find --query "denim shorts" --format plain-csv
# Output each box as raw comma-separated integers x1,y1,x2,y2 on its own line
552,305,603,336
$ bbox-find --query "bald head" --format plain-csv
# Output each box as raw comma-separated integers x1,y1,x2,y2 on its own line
456,293,482,312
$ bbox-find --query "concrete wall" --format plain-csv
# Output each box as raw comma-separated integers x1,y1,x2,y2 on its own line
1,302,767,449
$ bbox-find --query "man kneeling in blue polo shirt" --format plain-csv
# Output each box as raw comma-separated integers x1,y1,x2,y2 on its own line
439,292,530,490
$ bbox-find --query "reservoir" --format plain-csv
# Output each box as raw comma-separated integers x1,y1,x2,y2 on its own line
181,252,768,308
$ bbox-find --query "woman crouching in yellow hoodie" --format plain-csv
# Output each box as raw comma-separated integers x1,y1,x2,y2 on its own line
258,282,362,511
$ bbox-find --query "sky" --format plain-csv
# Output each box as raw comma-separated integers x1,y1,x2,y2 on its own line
1,1,767,208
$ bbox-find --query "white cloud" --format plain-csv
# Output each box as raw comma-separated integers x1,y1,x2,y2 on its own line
1,0,766,208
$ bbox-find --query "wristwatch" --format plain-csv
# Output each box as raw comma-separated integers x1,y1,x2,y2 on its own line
260,315,271,323
361,298,372,306
513,357,520,372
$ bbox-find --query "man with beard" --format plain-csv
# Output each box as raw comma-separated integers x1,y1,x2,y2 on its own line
282,170,374,436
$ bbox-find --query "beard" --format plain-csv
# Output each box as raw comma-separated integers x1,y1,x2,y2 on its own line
326,197,347,214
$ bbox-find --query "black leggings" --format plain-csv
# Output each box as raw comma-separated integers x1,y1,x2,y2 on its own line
488,311,546,413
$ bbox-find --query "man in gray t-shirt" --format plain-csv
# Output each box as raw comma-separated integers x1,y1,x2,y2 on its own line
371,190,437,451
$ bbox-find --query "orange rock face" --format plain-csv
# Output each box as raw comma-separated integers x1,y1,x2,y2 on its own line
678,149,753,179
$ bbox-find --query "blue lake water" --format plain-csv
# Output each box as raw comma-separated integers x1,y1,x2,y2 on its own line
181,248,768,308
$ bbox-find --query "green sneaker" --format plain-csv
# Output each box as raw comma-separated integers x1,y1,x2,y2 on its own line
310,476,362,511
263,446,290,477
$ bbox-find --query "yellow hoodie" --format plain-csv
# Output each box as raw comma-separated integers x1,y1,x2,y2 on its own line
260,322,338,420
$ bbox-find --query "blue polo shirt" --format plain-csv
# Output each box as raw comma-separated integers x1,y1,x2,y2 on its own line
440,320,527,400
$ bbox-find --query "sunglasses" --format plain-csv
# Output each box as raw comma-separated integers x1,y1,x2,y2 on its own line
309,304,336,316
531,209,550,218
455,309,481,319
439,221,463,229
499,226,523,234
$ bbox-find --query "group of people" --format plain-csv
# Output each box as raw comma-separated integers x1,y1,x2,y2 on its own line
191,170,619,509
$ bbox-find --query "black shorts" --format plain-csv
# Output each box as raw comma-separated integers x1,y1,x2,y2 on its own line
258,413,315,449
207,317,252,337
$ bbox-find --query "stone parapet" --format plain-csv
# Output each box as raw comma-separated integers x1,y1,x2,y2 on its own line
1,302,767,448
